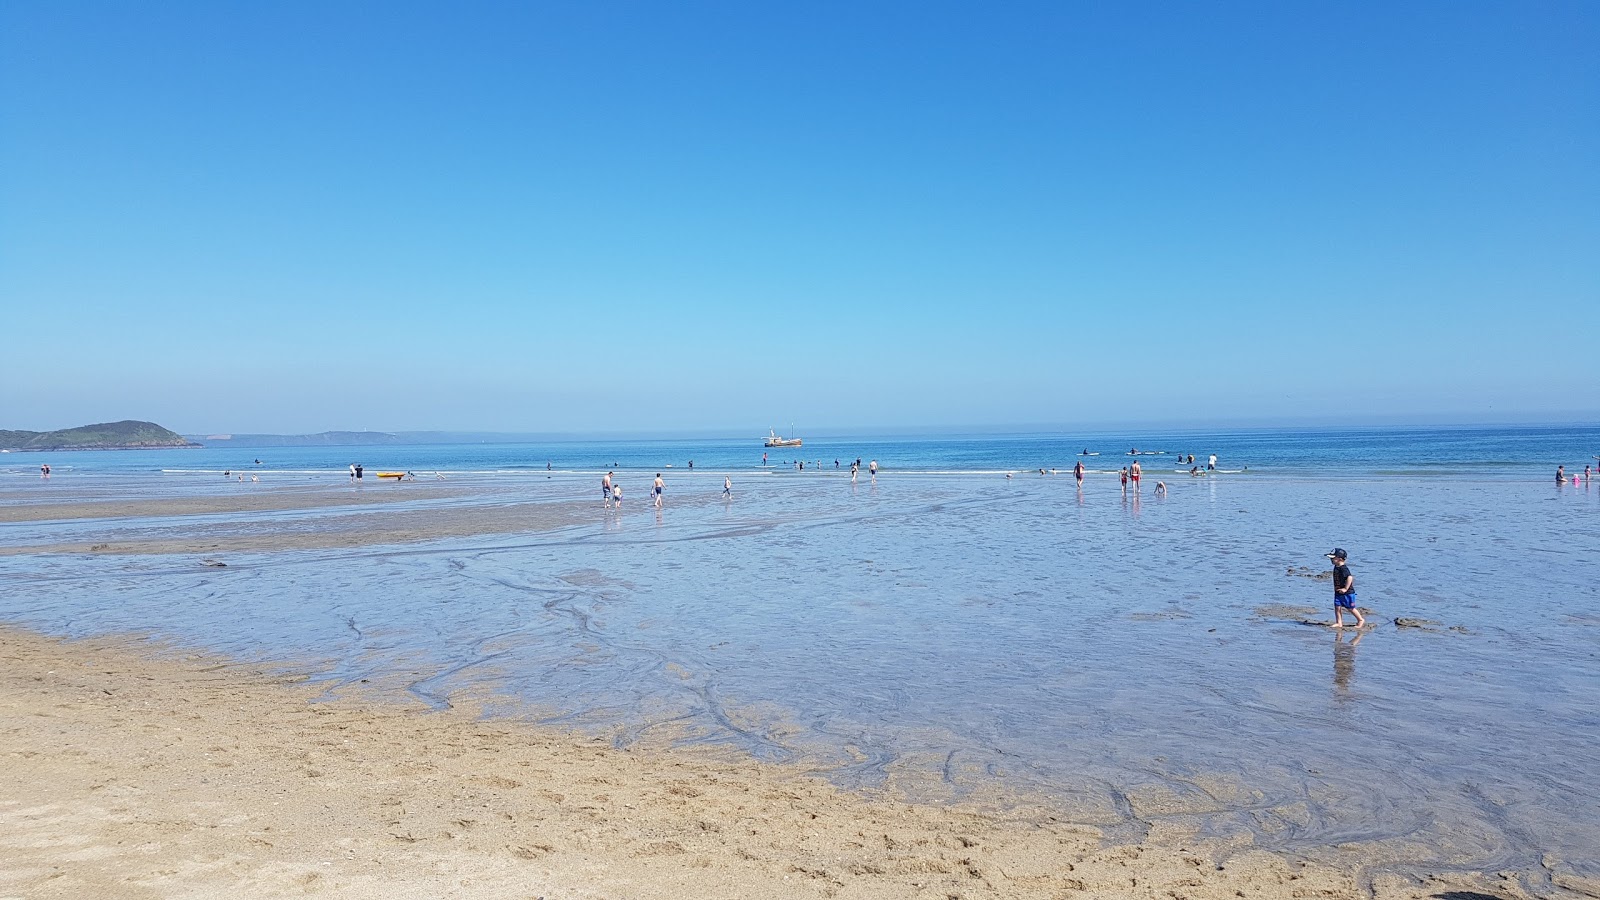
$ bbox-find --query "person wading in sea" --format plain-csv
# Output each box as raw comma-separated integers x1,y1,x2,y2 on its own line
1327,548,1367,629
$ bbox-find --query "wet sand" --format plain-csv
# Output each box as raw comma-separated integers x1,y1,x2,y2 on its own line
0,486,599,556
0,625,1543,900
0,482,471,523
5,475,1596,898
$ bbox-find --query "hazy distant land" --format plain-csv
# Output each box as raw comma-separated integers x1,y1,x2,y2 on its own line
186,430,603,447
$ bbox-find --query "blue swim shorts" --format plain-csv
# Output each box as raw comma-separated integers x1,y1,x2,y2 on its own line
1335,592,1358,609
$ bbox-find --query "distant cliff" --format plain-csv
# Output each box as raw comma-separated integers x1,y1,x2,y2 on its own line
0,420,198,451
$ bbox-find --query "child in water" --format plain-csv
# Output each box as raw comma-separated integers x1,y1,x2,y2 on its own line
1327,548,1366,629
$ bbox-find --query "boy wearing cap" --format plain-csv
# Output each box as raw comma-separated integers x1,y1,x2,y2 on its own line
1327,548,1365,628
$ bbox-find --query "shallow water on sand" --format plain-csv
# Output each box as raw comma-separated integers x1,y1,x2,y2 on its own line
3,470,1597,889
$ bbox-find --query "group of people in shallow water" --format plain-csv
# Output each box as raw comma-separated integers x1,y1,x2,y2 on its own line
1017,452,1224,496
597,470,700,510
1555,463,1596,485
597,457,882,509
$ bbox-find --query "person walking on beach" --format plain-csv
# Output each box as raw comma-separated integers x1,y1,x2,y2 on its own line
349,463,357,481
722,476,732,499
1556,465,1565,483
1130,459,1141,488
653,473,664,508
1119,467,1128,493
850,461,859,483
355,464,364,481
1074,459,1084,487
602,470,613,505
1327,548,1366,629
40,463,50,478
869,460,877,481
612,482,623,507
1208,454,1217,471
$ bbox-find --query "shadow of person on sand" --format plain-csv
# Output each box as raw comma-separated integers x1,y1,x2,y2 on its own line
1432,891,1510,900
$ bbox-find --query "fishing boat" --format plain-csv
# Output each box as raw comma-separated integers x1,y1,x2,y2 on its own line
764,429,802,448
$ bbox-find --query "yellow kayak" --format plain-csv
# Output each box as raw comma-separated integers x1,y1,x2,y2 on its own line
376,472,407,479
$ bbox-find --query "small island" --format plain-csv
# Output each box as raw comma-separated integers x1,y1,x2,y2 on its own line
0,420,198,451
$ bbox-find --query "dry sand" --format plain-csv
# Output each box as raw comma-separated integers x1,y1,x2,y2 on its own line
0,627,1549,900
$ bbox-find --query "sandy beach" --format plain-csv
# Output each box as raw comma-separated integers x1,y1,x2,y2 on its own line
1,625,1552,900
0,484,598,556
0,482,474,524
3,472,1596,899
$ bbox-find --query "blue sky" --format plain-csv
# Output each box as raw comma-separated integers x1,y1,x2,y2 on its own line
2,2,1595,435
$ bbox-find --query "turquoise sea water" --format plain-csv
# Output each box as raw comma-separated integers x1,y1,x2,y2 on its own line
4,423,1598,480
3,425,1598,892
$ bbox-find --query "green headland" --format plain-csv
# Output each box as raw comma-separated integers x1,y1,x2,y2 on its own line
0,420,197,451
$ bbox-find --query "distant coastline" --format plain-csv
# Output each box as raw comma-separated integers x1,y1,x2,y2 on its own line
0,420,196,452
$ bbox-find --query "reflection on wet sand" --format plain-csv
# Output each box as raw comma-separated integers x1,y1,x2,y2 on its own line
1332,629,1361,694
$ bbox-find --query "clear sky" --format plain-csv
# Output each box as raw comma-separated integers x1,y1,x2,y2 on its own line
2,2,1595,435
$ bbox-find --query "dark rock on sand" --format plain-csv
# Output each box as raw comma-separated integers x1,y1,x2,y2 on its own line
1394,617,1442,629
1285,566,1333,580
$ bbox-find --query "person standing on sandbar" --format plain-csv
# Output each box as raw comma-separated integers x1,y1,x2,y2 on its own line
653,473,665,508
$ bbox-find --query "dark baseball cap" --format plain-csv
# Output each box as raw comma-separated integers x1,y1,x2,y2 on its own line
1325,548,1347,560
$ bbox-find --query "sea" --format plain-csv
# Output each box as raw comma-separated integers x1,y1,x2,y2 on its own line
2,424,1597,892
